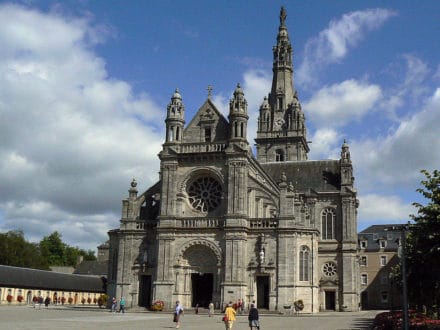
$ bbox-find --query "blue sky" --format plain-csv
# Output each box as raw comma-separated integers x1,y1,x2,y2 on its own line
0,1,439,250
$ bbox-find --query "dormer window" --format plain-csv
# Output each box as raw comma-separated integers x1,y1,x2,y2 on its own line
204,127,211,142
360,240,367,249
379,240,387,249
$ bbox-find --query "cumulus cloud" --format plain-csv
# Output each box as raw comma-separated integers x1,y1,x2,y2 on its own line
352,87,440,189
0,4,164,249
297,8,396,86
358,193,415,226
303,79,382,127
308,128,341,160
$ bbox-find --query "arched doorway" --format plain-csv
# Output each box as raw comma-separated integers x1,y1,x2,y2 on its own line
178,243,220,308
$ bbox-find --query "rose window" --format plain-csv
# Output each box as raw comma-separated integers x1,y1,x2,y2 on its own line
187,177,222,212
323,262,337,277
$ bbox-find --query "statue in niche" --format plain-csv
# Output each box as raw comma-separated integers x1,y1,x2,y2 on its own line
259,249,265,265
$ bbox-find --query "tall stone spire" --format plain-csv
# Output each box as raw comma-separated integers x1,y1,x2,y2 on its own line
269,6,295,114
255,7,309,162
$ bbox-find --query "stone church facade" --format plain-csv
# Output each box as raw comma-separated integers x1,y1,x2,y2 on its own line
107,7,360,313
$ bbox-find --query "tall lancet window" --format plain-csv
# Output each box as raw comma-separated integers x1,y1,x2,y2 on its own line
321,208,335,240
299,246,310,281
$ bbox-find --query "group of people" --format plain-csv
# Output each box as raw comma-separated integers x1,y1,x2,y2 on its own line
224,301,260,330
110,296,126,313
172,299,260,330
33,296,51,309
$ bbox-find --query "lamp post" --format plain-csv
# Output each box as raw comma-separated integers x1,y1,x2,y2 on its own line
400,222,410,330
387,223,410,330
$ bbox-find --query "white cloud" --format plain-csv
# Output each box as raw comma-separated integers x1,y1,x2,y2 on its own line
381,55,430,117
358,193,414,225
303,79,382,127
352,87,440,189
297,8,396,86
0,4,164,250
308,128,341,160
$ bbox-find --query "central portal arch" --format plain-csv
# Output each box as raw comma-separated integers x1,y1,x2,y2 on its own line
176,240,221,308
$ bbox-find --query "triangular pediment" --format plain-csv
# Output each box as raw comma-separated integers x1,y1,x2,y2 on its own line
183,98,229,143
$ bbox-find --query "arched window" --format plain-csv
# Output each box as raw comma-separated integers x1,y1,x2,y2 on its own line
275,149,284,162
176,126,180,141
299,246,310,281
321,209,335,240
240,122,244,137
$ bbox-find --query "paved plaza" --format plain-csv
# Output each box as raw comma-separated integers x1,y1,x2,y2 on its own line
0,305,381,330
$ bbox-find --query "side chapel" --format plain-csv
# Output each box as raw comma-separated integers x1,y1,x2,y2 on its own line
107,7,360,313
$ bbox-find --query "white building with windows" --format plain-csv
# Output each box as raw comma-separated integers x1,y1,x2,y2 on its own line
107,7,360,313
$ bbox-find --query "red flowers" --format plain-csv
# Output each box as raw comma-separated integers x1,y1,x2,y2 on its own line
6,295,13,303
373,310,440,329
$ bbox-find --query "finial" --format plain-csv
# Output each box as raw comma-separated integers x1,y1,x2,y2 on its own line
130,178,137,188
280,6,287,26
207,85,213,99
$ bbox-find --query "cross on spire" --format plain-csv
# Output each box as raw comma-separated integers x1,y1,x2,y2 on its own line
207,85,213,99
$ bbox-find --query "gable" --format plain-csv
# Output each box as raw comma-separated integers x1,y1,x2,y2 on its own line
183,99,229,143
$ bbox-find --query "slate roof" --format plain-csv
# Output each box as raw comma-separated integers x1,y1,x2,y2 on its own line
260,160,341,192
358,224,406,252
0,265,106,293
73,261,108,276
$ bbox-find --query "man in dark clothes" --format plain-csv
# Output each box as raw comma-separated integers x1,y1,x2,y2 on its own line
248,303,260,330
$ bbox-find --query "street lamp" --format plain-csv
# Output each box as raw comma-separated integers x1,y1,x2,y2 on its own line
400,222,410,330
386,222,410,330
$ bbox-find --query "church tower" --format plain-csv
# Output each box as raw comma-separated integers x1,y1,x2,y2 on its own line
255,6,309,162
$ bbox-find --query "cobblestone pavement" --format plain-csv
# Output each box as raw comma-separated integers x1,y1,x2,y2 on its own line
0,305,382,330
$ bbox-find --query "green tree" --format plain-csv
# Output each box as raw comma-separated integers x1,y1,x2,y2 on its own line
407,169,440,313
39,231,66,266
0,230,49,269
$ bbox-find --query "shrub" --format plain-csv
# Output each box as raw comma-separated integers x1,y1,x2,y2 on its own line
81,297,86,305
17,295,24,303
68,297,73,304
61,297,66,305
87,297,92,304
6,295,13,303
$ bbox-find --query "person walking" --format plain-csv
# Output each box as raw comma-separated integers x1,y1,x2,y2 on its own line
248,303,260,330
208,302,214,317
111,297,117,313
173,300,184,329
223,302,237,330
119,297,125,313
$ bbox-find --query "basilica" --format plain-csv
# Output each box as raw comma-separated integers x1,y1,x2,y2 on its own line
107,7,360,313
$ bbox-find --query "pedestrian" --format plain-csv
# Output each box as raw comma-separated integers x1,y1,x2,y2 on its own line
173,300,184,329
195,303,199,314
111,297,117,313
248,303,260,330
223,302,237,330
119,297,125,313
44,296,50,308
38,296,43,309
208,302,214,317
